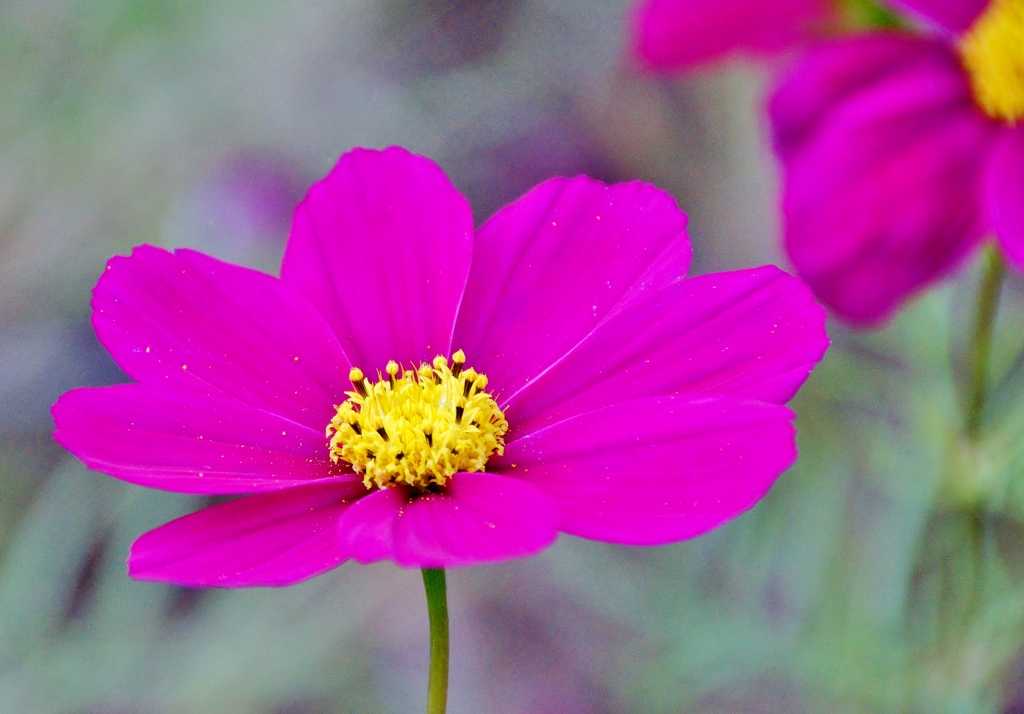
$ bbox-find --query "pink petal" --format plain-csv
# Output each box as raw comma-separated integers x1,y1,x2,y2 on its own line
505,266,828,437
453,176,690,398
892,0,986,33
494,396,796,545
128,480,367,587
771,34,945,163
281,147,473,371
336,486,405,564
770,36,994,325
989,127,1024,269
338,473,559,568
93,245,350,429
632,0,832,71
52,384,350,494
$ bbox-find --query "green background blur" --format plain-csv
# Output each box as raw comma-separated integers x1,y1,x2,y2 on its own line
4,1,1024,712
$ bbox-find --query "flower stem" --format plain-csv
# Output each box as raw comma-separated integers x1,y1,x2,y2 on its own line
965,246,1006,440
421,568,449,714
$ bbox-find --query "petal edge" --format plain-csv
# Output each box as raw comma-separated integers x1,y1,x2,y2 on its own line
128,480,367,588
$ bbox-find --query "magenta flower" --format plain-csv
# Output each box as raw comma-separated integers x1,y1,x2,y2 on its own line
52,147,827,588
631,0,835,72
770,0,1024,324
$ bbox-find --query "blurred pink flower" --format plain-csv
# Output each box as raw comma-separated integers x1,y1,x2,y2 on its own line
771,0,1024,324
631,0,835,71
52,146,827,588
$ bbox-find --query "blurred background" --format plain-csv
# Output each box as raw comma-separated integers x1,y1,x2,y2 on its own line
5,0,1024,712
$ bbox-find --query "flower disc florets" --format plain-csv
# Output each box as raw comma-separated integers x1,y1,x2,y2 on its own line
961,0,1024,123
327,350,508,491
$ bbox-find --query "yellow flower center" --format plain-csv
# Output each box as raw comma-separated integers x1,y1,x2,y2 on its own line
960,0,1024,123
327,350,508,491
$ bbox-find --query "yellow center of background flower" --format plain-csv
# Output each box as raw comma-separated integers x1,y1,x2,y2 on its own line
960,0,1024,123
327,350,508,491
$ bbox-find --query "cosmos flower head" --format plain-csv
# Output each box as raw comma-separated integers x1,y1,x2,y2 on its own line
772,0,1024,324
52,147,828,588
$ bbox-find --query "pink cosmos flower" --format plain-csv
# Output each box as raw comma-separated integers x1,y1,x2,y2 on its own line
770,0,1024,324
631,0,835,72
51,147,828,588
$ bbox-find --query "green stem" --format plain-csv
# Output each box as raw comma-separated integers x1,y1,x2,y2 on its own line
965,246,1006,440
422,568,449,714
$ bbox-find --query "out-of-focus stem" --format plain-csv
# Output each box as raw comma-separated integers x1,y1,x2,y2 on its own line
965,246,1006,440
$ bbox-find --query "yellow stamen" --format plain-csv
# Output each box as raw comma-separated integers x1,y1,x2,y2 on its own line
327,352,508,491
960,0,1024,123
